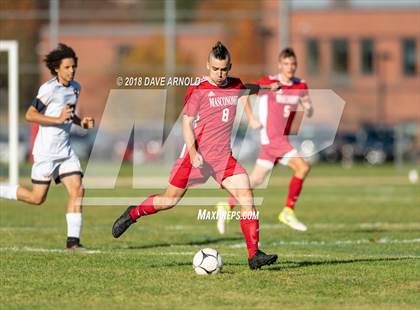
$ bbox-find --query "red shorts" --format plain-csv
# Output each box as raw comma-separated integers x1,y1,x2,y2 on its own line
169,153,247,188
257,142,298,169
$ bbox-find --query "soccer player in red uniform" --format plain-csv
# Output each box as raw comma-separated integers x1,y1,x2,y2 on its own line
112,42,277,269
217,47,313,234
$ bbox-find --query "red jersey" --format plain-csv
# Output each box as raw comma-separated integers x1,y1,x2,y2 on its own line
256,74,308,149
182,76,246,160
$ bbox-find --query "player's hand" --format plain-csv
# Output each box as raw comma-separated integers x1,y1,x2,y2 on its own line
302,101,313,117
304,106,313,117
58,106,73,124
269,82,282,91
249,118,262,129
81,117,95,129
191,152,203,168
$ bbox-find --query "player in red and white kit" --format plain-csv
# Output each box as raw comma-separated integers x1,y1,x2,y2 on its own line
112,42,277,269
218,48,313,234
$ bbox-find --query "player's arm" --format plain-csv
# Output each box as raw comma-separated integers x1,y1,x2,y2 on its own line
238,95,261,129
300,94,313,117
25,102,72,126
182,115,203,168
244,82,281,95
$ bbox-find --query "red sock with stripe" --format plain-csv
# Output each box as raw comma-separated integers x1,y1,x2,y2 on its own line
130,194,158,220
286,176,304,209
240,218,259,258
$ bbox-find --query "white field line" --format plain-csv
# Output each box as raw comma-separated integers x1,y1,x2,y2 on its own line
0,246,101,254
276,238,420,246
261,222,420,230
10,175,417,189
1,246,419,262
228,238,420,249
0,248,238,256
78,196,418,206
0,246,419,263
0,247,329,258
164,222,420,231
1,238,419,256
80,197,264,206
80,176,419,187
300,196,417,203
1,222,419,231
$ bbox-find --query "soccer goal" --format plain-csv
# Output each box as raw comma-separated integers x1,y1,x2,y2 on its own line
0,40,19,185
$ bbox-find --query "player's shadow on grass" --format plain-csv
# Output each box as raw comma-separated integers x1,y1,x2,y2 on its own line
147,261,193,268
143,256,419,270
119,236,243,250
267,256,419,271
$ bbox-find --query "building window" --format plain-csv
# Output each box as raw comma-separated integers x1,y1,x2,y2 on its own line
117,45,133,61
332,39,349,74
306,39,320,74
361,39,374,75
402,39,417,76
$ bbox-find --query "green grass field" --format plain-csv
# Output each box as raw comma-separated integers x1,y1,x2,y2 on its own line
1,164,419,309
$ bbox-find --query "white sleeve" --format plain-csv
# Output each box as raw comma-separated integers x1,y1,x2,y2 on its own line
36,83,53,106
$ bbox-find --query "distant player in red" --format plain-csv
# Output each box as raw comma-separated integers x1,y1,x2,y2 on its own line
112,42,277,269
218,47,313,234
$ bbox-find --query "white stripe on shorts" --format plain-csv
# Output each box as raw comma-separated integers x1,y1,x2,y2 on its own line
279,148,299,166
256,159,274,170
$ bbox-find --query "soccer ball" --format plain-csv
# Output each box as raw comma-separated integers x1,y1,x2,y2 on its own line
193,248,223,275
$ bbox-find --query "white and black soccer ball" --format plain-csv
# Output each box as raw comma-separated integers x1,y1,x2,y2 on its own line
193,248,223,275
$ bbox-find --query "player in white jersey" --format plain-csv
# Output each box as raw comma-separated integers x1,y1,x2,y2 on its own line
0,44,94,249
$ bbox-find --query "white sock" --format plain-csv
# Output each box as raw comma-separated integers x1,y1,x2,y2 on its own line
66,213,82,238
0,184,19,200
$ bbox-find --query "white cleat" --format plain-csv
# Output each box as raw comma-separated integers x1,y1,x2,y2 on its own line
279,208,307,231
215,202,230,235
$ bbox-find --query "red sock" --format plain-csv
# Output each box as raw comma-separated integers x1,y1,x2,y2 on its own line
228,195,236,210
286,176,304,209
240,218,259,258
130,194,159,220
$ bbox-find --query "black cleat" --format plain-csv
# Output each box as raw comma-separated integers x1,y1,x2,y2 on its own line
66,237,85,250
112,206,137,238
66,244,86,251
248,250,278,269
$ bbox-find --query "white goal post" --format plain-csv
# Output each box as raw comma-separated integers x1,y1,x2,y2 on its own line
0,40,19,185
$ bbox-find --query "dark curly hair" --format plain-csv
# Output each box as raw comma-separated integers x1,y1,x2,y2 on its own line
209,41,231,63
44,43,78,76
